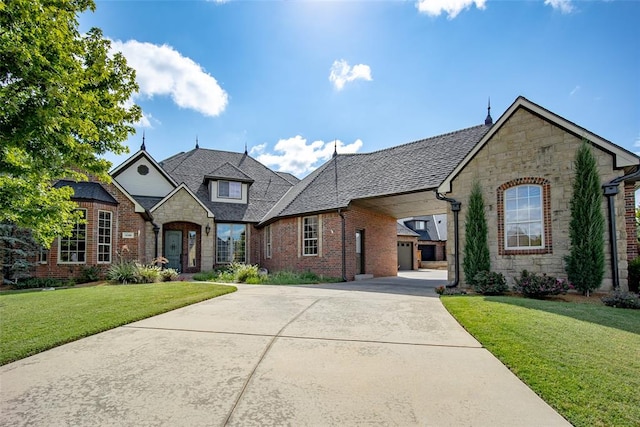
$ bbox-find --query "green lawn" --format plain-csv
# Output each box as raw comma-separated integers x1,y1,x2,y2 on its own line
441,296,640,427
0,282,236,366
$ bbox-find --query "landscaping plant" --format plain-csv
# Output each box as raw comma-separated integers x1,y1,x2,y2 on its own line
513,270,571,298
601,290,640,309
565,142,605,296
472,271,508,295
463,180,490,287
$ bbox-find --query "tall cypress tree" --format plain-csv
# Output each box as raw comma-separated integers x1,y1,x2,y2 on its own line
565,142,605,296
463,180,490,286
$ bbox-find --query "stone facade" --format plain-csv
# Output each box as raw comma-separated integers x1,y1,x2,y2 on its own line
148,187,213,272
447,108,630,291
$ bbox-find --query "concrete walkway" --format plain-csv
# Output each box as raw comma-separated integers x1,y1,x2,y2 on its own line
1,272,570,426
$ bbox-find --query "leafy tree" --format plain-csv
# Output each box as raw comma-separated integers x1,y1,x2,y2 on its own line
0,0,141,246
463,180,490,286
565,142,605,296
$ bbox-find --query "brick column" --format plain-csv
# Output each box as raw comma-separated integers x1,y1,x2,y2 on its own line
624,182,638,261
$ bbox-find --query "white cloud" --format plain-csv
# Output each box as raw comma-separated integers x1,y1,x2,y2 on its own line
111,40,228,117
251,136,364,177
415,0,487,19
544,0,574,14
329,59,372,91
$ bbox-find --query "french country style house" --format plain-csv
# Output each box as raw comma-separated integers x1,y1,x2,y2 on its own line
31,96,639,291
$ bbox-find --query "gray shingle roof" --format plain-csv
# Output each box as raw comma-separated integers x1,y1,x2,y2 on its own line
397,221,420,237
54,180,118,205
276,171,300,185
261,124,491,224
205,162,254,183
159,148,295,223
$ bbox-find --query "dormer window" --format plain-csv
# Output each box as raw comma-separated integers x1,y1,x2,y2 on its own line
218,181,242,199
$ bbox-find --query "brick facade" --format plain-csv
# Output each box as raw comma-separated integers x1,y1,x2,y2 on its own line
258,205,397,281
34,181,146,280
624,181,638,262
447,108,631,291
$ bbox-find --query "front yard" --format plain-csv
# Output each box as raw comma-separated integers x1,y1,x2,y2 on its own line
0,282,236,366
442,295,640,427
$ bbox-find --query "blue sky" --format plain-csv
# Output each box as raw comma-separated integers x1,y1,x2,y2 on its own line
80,0,640,178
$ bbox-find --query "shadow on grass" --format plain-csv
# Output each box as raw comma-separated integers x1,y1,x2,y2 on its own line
483,295,640,336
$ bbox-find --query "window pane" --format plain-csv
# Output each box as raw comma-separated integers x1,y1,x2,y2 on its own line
219,181,229,197
229,182,242,199
303,216,319,255
503,185,544,249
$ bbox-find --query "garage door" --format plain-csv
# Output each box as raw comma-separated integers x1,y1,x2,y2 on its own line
397,242,412,270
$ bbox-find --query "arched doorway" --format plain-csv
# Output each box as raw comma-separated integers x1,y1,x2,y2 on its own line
163,222,201,273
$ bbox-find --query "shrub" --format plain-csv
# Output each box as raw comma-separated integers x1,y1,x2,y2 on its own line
435,285,467,296
160,268,179,282
513,270,570,298
107,261,138,284
136,263,162,283
14,277,72,289
79,266,102,284
628,257,640,293
473,271,508,295
601,291,640,309
193,270,218,281
230,263,260,283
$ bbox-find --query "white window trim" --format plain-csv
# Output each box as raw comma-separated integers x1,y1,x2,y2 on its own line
97,210,112,264
504,185,545,250
58,209,87,264
218,180,242,200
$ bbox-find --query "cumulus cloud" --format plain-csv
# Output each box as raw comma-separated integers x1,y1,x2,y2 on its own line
111,40,228,117
415,0,487,19
544,0,574,14
329,60,372,91
251,136,364,177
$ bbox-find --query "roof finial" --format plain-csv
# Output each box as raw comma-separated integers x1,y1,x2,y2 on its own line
332,139,338,158
141,131,146,151
244,141,248,155
485,97,493,126
195,135,199,149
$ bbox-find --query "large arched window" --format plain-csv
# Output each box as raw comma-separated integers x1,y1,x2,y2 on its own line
497,178,552,255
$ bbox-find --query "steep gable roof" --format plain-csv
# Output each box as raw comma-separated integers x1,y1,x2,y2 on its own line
260,124,491,225
159,148,295,223
438,96,640,193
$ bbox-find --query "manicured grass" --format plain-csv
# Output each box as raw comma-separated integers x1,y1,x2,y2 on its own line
441,296,640,427
0,282,236,366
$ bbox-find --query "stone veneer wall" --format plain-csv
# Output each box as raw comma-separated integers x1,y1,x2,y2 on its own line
259,204,397,281
447,108,629,291
148,188,213,271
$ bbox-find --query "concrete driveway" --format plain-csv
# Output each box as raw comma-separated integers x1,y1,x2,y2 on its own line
1,272,570,426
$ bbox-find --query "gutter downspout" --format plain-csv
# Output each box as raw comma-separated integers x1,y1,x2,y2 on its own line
436,192,461,288
339,209,347,282
602,167,640,290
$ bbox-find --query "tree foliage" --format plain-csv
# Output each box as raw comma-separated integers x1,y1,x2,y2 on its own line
463,180,490,286
0,223,39,283
565,142,605,296
0,0,141,246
